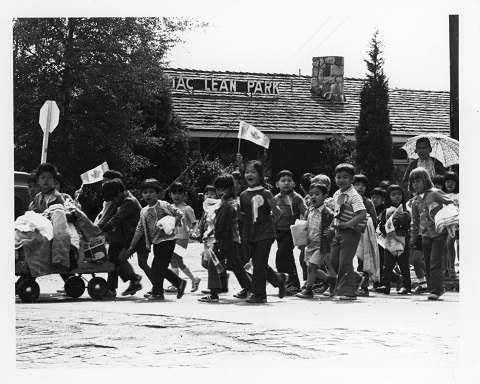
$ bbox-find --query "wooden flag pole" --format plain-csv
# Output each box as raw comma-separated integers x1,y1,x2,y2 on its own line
237,137,241,153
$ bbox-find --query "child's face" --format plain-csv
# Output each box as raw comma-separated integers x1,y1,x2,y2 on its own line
371,195,384,207
433,182,442,189
335,171,354,191
170,191,185,205
389,190,403,206
444,180,456,193
38,171,55,192
415,142,432,160
204,190,217,200
353,182,366,196
276,176,295,193
27,181,41,199
244,164,261,187
233,179,242,195
142,188,159,206
216,187,231,200
309,187,326,208
411,178,427,194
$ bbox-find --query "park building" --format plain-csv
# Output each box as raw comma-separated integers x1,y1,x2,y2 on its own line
163,56,450,182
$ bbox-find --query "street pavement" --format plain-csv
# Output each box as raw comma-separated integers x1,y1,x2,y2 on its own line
11,241,473,383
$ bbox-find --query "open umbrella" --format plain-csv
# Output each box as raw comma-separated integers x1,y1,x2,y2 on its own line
401,133,459,167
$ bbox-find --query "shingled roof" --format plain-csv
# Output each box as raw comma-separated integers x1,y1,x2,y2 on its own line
163,68,450,142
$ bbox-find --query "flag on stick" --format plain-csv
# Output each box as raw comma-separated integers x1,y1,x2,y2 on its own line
80,162,109,184
238,121,270,149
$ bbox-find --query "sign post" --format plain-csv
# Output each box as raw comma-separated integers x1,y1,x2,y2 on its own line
39,100,60,163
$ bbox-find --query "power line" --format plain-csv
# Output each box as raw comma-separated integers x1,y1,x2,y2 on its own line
295,15,350,69
279,15,333,73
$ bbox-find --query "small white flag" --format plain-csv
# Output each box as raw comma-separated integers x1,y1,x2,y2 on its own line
80,162,109,184
238,121,270,149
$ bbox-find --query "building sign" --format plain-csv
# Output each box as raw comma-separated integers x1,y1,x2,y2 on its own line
170,76,281,95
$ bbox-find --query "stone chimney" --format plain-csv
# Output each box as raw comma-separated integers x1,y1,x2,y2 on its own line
311,56,345,102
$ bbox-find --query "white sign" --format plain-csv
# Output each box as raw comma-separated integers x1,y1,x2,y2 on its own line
39,100,60,163
39,100,60,132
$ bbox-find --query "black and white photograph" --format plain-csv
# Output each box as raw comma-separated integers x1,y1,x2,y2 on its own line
3,0,479,382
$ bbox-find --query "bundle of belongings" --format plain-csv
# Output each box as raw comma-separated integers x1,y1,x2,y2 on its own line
434,204,459,238
15,201,106,278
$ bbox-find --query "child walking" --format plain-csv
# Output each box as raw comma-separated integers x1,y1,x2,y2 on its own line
408,168,454,300
199,174,252,302
238,159,289,303
353,174,379,296
127,179,187,300
274,170,307,295
296,183,336,299
375,185,412,295
166,182,201,293
325,163,367,300
442,171,459,279
99,178,143,297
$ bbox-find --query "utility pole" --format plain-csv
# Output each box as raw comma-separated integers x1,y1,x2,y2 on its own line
449,15,459,174
449,15,459,142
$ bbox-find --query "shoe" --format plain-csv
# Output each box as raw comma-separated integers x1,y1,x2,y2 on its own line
374,286,390,295
191,277,201,292
233,288,249,299
312,282,328,295
104,289,117,298
323,287,335,297
246,294,267,304
395,276,403,292
414,284,428,294
338,295,357,301
296,288,314,299
146,293,165,300
397,288,411,295
285,285,301,296
122,276,142,296
177,279,187,299
198,295,219,302
278,273,290,298
165,285,178,293
143,290,153,298
427,291,445,300
57,288,65,294
356,287,369,296
201,289,210,294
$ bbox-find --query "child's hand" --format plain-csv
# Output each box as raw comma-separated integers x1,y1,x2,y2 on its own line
337,222,349,230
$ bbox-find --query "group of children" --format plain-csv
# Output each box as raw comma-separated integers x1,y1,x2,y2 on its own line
20,136,459,303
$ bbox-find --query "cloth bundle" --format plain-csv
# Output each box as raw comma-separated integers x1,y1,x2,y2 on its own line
434,204,459,238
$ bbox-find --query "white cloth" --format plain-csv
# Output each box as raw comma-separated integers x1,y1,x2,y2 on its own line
156,215,176,235
14,211,54,240
434,204,459,237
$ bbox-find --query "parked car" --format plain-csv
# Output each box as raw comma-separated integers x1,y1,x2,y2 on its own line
15,171,30,219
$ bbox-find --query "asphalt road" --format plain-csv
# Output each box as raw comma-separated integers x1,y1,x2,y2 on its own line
12,242,470,383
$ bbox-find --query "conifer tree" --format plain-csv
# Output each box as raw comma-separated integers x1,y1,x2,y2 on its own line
355,30,394,187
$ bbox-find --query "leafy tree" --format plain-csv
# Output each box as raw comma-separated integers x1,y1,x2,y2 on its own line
316,133,355,180
13,17,204,196
355,30,394,187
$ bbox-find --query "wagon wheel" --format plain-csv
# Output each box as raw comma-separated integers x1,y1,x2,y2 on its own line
87,277,107,300
64,276,86,298
17,279,40,303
